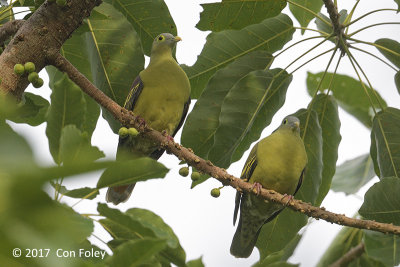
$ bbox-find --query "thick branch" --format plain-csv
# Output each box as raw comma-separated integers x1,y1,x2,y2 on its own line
0,20,24,45
323,0,342,37
329,242,365,267
47,52,400,236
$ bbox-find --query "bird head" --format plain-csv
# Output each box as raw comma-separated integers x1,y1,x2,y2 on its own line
151,33,181,56
280,116,301,134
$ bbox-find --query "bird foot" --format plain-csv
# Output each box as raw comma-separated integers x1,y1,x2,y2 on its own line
161,130,174,142
251,182,263,195
281,194,294,206
135,116,147,130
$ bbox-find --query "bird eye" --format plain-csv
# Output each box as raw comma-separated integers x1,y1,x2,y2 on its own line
283,119,288,124
158,35,165,41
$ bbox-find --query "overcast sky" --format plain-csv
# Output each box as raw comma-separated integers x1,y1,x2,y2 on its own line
9,0,400,266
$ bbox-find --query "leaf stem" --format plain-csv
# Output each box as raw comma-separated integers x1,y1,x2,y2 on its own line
344,9,398,27
71,188,99,208
350,46,398,71
294,26,330,36
348,22,400,37
347,37,400,58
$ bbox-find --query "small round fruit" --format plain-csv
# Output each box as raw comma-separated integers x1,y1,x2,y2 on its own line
128,127,139,137
28,72,39,83
32,78,44,88
118,127,129,137
211,188,220,198
191,171,200,181
14,64,25,76
179,167,189,177
56,0,66,6
24,62,35,73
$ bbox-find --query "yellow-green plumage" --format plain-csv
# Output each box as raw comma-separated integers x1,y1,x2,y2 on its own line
231,116,307,258
106,33,191,205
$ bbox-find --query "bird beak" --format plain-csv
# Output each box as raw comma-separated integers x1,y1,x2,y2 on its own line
293,121,300,129
174,36,182,42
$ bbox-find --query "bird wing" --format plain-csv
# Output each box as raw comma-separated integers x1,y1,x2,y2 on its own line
123,75,144,111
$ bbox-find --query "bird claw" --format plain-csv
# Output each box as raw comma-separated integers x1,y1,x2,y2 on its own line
251,182,263,195
281,194,294,206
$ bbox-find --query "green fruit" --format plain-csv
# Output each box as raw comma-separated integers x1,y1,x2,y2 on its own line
14,64,25,76
24,62,35,73
128,127,139,137
56,0,66,6
191,171,200,181
179,167,189,177
28,72,39,83
211,188,220,198
118,127,129,137
32,78,44,88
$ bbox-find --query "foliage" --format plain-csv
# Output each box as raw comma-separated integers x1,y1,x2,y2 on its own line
0,0,400,266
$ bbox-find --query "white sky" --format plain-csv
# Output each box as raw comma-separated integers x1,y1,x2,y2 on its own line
9,0,400,266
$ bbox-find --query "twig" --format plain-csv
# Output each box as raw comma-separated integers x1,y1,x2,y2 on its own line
0,20,24,45
46,51,400,236
329,242,365,267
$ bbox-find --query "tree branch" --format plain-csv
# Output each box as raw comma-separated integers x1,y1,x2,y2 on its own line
329,242,365,267
0,20,24,45
47,51,400,236
323,0,342,37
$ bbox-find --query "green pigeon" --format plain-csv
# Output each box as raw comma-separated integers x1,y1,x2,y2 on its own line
230,116,307,258
106,33,191,205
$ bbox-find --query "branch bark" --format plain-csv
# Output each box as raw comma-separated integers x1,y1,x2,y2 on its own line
0,20,24,45
0,0,101,99
329,242,365,267
47,51,400,236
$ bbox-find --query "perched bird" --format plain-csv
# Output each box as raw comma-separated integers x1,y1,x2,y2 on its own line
230,116,307,258
106,33,191,205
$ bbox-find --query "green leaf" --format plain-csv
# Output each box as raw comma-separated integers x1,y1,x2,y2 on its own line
196,0,286,32
315,9,348,36
395,0,400,12
50,182,99,200
289,0,323,34
97,158,169,188
307,72,387,128
370,108,400,178
182,51,273,160
256,210,307,259
184,13,295,98
59,125,104,165
310,94,341,205
364,230,400,267
291,109,323,205
395,71,400,95
316,227,364,267
375,38,400,68
257,234,301,265
331,154,376,195
187,257,205,267
104,0,177,56
7,93,49,126
106,238,167,267
359,177,400,225
85,3,145,133
208,69,291,169
45,73,86,164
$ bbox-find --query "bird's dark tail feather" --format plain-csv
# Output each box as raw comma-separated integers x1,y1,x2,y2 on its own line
106,184,136,205
230,216,262,258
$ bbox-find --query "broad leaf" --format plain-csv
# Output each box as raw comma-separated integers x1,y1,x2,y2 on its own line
187,257,205,267
310,94,341,205
208,69,292,169
291,109,323,205
184,13,295,98
97,158,169,188
257,234,301,265
6,93,49,126
46,73,86,164
364,230,400,267
375,38,400,68
104,0,177,56
181,51,273,160
85,3,145,132
307,72,387,128
331,154,376,195
196,0,286,32
395,71,400,95
50,182,99,200
289,0,323,34
370,107,400,178
315,9,348,36
359,177,400,225
256,209,307,259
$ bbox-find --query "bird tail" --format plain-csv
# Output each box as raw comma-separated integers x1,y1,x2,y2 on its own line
106,184,136,205
230,215,262,258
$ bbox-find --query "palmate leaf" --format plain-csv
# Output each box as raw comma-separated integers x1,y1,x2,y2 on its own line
196,0,286,32
85,3,145,133
289,0,323,34
307,72,387,128
184,13,295,98
370,107,400,178
208,69,292,169
104,0,177,56
181,51,273,160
